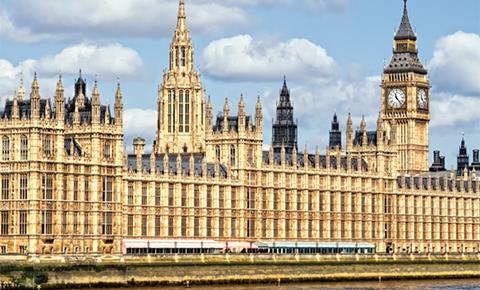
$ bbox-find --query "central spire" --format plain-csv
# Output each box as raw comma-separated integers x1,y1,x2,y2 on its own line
175,0,189,37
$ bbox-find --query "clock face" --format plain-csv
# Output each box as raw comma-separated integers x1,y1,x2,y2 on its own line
417,89,428,109
388,88,406,109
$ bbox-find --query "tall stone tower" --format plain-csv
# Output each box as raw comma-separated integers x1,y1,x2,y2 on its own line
155,0,205,154
272,77,297,153
381,0,430,174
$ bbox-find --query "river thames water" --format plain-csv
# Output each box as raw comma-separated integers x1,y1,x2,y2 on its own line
80,279,480,289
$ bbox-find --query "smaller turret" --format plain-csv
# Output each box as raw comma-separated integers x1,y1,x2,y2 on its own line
255,96,262,131
329,113,341,150
115,82,123,127
30,72,40,119
238,95,245,131
92,80,101,125
346,113,353,152
223,98,229,133
457,137,469,176
133,138,145,173
17,76,26,101
54,75,65,122
360,116,367,147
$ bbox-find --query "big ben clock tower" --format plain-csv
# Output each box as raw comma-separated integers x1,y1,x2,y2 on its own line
381,0,430,174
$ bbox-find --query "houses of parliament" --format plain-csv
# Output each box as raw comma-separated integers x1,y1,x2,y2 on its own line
0,0,479,256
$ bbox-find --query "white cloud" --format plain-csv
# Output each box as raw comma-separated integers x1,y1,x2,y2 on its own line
1,0,350,42
35,43,145,80
124,109,158,152
430,93,480,129
0,43,144,99
258,75,381,149
429,31,480,95
202,35,336,82
8,0,247,38
0,9,57,43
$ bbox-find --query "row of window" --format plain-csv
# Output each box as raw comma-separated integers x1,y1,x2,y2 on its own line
167,90,191,134
1,135,54,161
0,174,113,202
39,211,113,235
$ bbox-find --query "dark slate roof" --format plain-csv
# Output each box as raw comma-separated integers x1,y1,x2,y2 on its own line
1,99,53,120
261,151,368,172
395,1,416,41
65,96,113,126
353,131,377,146
384,52,427,75
213,114,252,132
127,153,228,178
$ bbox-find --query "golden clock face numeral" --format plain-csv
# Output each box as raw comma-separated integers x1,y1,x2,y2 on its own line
418,89,428,109
388,88,406,109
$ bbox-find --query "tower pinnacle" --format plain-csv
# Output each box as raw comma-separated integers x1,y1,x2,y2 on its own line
175,0,189,38
395,0,416,41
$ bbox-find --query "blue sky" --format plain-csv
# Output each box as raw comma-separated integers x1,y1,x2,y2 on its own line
0,0,479,168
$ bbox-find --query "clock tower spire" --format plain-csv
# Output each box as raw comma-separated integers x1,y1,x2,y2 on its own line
381,0,430,174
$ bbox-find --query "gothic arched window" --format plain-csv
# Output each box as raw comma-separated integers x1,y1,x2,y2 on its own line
20,135,28,161
230,145,236,166
2,137,10,161
185,91,190,133
179,90,184,133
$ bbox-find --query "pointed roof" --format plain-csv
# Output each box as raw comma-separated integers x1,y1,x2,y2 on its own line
174,0,189,40
279,76,292,107
395,0,416,41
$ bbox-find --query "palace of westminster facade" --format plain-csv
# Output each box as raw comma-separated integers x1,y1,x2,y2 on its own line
0,0,479,255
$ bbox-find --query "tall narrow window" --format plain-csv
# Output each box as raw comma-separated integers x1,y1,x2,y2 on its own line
73,176,79,201
175,47,179,67
84,213,89,235
20,135,28,160
1,175,9,200
2,137,9,161
155,184,161,206
155,215,161,236
184,91,190,133
84,179,89,202
73,212,79,234
103,212,113,235
142,183,148,205
168,184,174,207
41,211,53,235
19,211,27,235
102,177,113,202
142,215,147,236
179,90,184,133
43,135,52,157
128,182,134,205
62,212,68,234
168,90,173,133
215,146,221,161
103,142,111,159
128,215,134,236
19,174,28,200
1,211,8,235
43,174,53,200
230,145,236,166
181,47,186,66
